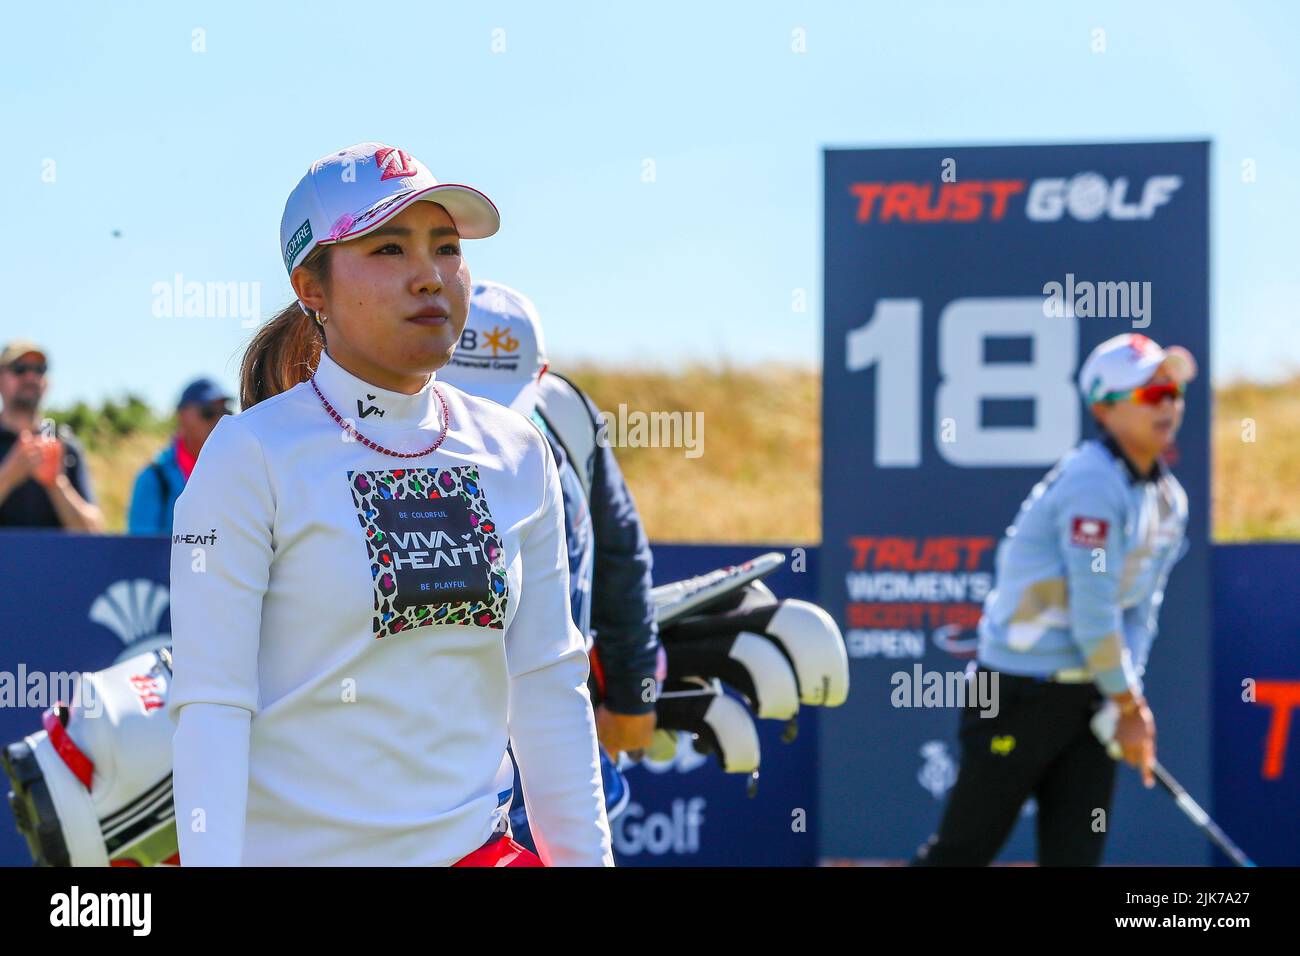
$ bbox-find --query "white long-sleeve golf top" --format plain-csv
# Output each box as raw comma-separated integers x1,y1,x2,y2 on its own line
167,349,613,866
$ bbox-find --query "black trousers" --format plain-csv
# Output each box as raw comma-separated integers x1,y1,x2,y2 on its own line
911,666,1117,866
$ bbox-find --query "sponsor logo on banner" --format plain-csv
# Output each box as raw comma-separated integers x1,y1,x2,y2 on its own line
850,180,1025,223
916,740,1035,816
1024,173,1182,222
1253,681,1300,780
842,536,994,659
917,740,957,798
612,798,706,856
849,173,1182,225
636,731,711,775
88,580,172,663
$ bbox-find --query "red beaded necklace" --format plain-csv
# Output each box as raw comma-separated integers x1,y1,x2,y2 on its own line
310,375,451,459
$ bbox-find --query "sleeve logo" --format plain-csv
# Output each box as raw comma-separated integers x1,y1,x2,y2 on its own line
1071,516,1109,548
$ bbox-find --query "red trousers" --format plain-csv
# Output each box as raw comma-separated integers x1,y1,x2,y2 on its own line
453,833,543,867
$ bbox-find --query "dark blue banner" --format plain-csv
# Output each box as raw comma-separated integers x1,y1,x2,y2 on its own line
614,544,819,867
2,532,1292,865
0,533,815,866
1212,544,1300,867
819,143,1212,863
0,531,172,867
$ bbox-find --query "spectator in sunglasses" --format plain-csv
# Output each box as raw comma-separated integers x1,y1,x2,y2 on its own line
0,340,103,532
127,377,233,535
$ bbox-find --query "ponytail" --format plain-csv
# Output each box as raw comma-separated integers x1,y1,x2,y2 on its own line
240,247,330,409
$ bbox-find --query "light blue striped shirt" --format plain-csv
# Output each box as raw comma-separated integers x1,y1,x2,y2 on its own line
977,435,1189,695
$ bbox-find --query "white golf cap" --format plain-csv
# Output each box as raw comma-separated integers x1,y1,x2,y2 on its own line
1078,333,1197,404
439,280,549,414
279,142,499,277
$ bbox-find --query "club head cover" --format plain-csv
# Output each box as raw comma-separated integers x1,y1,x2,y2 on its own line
761,600,850,707
662,598,849,708
654,682,761,774
663,632,800,720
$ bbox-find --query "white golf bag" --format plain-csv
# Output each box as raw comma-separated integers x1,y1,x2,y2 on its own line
3,646,177,866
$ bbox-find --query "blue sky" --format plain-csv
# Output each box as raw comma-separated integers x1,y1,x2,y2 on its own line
2,1,1297,410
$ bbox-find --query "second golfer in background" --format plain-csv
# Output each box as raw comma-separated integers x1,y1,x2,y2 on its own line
913,333,1196,866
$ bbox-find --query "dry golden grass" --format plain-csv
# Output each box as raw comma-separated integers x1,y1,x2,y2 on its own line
1213,375,1300,541
77,368,1300,543
565,361,821,545
85,430,172,533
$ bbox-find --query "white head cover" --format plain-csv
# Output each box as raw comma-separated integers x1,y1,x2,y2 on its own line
1078,333,1197,404
279,141,499,278
438,280,549,414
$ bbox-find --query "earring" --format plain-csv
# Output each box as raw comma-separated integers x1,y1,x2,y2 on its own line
315,311,327,327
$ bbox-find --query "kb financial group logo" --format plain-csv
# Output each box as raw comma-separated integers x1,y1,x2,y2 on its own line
456,324,521,361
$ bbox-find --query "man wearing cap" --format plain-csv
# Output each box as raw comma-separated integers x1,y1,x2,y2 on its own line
913,333,1196,866
127,378,233,535
0,341,103,532
439,280,661,850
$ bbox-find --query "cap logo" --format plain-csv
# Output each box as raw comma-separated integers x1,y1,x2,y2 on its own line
350,191,408,231
1128,333,1158,357
284,219,314,270
375,147,418,181
483,325,520,357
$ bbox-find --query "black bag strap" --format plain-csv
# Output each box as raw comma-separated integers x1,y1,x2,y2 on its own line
150,462,172,504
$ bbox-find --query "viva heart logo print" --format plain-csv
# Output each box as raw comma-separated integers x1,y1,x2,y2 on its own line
349,466,508,639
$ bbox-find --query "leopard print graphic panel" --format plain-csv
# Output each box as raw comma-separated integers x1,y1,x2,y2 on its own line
348,466,509,639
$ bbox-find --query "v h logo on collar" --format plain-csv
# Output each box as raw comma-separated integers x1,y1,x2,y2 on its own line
357,394,385,419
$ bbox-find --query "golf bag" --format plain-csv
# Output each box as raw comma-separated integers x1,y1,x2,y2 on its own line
538,372,851,780
3,646,177,866
639,551,850,780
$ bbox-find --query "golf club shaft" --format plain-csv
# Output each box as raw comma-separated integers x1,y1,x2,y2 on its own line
1151,760,1256,868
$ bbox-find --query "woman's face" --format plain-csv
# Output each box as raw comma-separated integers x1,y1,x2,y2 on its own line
293,200,470,393
1093,369,1185,457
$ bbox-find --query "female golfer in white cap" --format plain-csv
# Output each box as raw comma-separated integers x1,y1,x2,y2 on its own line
914,333,1196,866
167,142,613,866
